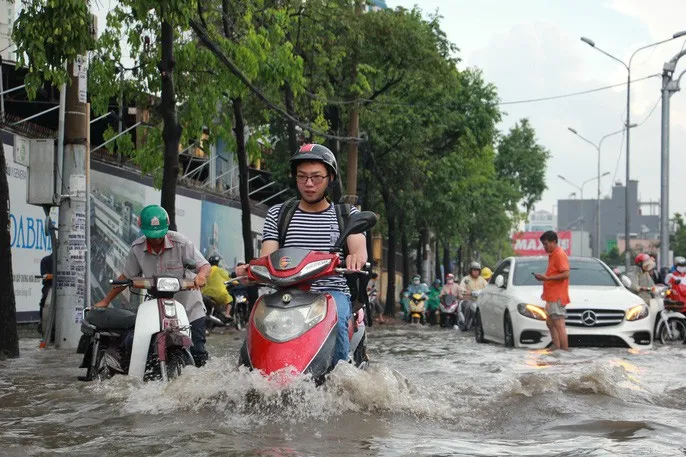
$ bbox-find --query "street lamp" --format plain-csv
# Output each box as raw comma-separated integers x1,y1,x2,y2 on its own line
568,125,637,257
581,31,686,270
559,172,610,257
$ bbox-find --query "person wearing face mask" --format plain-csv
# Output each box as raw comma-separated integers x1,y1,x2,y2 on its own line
440,273,465,301
666,256,686,304
403,274,429,321
626,253,656,305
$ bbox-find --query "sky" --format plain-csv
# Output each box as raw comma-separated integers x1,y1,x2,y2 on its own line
386,0,686,220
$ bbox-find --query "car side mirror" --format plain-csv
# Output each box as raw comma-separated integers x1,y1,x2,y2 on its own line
621,275,632,289
495,275,505,288
332,211,377,251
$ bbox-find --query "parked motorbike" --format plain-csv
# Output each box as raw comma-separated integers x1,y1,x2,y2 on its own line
237,211,377,382
409,293,427,324
77,275,195,382
653,284,686,345
439,294,459,328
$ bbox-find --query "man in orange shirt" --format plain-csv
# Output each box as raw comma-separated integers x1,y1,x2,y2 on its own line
534,231,570,350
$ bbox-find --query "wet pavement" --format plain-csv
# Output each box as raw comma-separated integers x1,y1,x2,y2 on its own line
2,324,686,456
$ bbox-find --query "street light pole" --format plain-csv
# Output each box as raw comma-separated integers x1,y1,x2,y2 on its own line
660,49,686,267
559,173,610,256
568,126,633,257
581,31,686,271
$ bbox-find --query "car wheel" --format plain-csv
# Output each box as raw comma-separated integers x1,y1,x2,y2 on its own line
503,312,515,348
475,310,485,343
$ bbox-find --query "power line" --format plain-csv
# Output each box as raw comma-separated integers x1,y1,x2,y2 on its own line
499,74,659,105
301,74,660,108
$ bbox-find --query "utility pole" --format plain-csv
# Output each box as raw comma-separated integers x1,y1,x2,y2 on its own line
660,49,686,267
344,0,363,205
54,53,90,349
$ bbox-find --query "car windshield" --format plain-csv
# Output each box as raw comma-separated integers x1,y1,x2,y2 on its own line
513,259,618,287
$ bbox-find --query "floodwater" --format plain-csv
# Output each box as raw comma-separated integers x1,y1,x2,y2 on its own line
2,325,686,456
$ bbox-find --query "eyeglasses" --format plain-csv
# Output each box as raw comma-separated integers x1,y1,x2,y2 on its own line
295,174,329,185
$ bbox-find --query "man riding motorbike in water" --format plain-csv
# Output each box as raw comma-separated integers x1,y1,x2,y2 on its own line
426,278,442,325
626,253,656,305
457,263,487,331
404,275,429,322
235,143,367,367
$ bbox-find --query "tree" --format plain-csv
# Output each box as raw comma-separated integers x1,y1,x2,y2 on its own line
0,151,19,359
495,119,551,215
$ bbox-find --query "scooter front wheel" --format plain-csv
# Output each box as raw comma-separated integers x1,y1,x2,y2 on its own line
659,319,686,345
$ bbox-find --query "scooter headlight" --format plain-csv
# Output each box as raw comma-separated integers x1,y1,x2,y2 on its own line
517,303,547,321
253,296,328,342
156,277,180,292
626,304,649,321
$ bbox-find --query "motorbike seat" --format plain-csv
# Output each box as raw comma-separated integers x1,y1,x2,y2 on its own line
202,295,218,308
85,307,136,331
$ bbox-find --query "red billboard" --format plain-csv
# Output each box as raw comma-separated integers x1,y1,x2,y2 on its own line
512,231,572,256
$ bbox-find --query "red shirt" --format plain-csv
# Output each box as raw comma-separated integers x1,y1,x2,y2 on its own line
542,246,570,305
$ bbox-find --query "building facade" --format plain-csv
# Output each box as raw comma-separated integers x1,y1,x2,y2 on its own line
556,180,659,258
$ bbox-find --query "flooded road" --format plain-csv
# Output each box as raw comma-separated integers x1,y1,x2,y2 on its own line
2,325,686,456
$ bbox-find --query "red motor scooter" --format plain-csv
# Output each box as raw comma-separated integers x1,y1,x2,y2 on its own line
238,211,376,381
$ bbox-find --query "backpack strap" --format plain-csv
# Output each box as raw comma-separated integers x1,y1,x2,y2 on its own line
276,198,300,247
334,203,352,255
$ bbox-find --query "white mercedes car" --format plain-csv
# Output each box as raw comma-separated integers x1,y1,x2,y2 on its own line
474,256,654,349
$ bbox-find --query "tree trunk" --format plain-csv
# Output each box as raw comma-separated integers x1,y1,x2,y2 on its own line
401,229,410,287
384,212,397,316
415,232,423,280
0,150,19,359
434,237,441,281
159,20,180,230
457,245,463,276
443,241,451,277
232,97,254,263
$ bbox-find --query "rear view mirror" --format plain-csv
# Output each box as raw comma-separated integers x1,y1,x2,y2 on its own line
333,211,378,251
621,275,632,289
495,275,505,288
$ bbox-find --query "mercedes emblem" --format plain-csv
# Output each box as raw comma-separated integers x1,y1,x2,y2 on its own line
282,294,292,303
581,310,597,326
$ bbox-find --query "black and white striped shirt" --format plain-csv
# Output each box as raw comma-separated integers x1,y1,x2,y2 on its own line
263,203,359,294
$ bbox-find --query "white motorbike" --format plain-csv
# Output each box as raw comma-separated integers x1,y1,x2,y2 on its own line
77,275,195,382
456,289,482,331
653,284,686,345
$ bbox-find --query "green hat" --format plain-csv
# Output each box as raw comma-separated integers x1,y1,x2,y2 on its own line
138,205,170,239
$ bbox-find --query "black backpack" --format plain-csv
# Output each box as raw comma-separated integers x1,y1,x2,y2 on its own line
276,198,365,305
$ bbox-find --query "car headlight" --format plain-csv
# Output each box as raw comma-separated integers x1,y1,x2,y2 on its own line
253,296,327,342
298,259,331,278
251,265,272,281
517,303,547,321
626,304,649,321
156,277,180,292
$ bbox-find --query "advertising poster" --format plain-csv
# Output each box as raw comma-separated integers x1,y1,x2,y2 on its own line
199,200,265,269
512,231,572,256
90,168,146,308
5,139,55,322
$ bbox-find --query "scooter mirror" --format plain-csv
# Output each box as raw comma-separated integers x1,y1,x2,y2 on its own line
621,275,632,289
332,211,378,251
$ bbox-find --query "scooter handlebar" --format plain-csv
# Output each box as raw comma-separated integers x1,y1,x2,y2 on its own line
335,268,369,276
110,279,132,286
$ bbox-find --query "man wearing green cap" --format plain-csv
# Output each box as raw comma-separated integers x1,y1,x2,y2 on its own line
94,204,211,366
